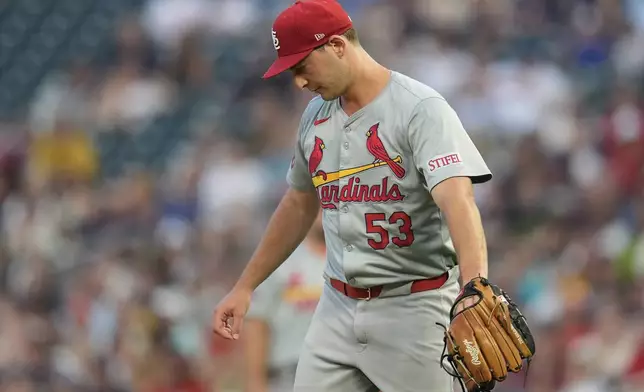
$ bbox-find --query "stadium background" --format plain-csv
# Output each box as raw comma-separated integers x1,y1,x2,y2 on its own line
1,0,644,391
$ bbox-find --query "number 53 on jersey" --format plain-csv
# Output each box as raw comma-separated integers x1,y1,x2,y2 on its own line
364,211,414,250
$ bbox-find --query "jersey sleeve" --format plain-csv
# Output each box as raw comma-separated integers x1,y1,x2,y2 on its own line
408,97,492,192
286,133,314,192
286,98,321,192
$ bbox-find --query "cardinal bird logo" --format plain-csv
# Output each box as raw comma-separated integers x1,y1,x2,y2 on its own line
366,123,406,179
309,136,327,180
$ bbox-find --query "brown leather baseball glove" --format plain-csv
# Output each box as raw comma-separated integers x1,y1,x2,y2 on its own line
437,277,536,392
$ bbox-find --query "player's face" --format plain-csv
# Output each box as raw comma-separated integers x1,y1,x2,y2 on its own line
290,39,351,100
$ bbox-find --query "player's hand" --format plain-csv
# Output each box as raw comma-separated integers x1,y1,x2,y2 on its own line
212,287,253,340
453,294,478,313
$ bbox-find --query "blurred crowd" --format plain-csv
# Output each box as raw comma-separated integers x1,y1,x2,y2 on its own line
1,0,644,391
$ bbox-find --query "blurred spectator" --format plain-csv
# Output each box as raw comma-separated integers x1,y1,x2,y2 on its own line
142,0,214,52
166,30,212,90
601,85,644,196
243,211,325,392
95,17,174,130
28,60,97,134
27,118,98,185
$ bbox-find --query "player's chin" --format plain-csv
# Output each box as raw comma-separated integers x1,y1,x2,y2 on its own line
317,90,339,101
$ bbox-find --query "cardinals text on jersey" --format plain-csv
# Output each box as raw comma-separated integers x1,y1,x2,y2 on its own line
309,123,407,210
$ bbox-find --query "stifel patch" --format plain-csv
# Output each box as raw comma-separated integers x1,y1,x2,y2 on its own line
428,152,462,172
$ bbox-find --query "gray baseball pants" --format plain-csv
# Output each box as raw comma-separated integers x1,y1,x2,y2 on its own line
293,267,460,392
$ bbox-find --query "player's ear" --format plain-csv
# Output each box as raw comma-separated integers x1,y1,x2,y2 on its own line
327,35,347,58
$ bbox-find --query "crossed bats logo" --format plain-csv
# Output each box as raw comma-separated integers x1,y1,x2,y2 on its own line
308,123,406,187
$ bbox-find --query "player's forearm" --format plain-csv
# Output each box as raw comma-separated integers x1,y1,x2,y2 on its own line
441,195,488,284
235,187,320,292
432,178,488,284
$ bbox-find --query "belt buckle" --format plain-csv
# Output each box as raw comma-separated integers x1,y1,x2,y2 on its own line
365,287,372,301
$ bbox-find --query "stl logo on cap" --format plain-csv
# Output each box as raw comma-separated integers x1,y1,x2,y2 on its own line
272,29,280,51
262,0,353,79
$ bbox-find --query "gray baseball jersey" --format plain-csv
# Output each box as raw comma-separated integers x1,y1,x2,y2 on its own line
247,241,326,369
287,71,492,288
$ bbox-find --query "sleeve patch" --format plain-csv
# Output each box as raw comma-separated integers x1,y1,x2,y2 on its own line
428,152,463,172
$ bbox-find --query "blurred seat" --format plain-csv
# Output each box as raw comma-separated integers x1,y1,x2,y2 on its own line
0,0,146,118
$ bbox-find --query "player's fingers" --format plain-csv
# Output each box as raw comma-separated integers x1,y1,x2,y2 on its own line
455,295,478,313
229,309,245,340
212,308,234,340
213,324,233,340
463,296,477,308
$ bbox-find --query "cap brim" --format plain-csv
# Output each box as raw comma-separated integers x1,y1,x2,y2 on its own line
262,50,313,79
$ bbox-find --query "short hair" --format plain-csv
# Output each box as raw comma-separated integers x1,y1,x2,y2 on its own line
342,28,359,44
313,28,360,52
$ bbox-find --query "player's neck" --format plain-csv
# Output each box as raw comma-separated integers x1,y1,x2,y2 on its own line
340,53,391,116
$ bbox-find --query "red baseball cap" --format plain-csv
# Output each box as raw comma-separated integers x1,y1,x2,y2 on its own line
263,0,353,79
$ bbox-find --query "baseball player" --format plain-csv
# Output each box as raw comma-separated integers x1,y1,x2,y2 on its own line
213,1,493,391
243,211,326,392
